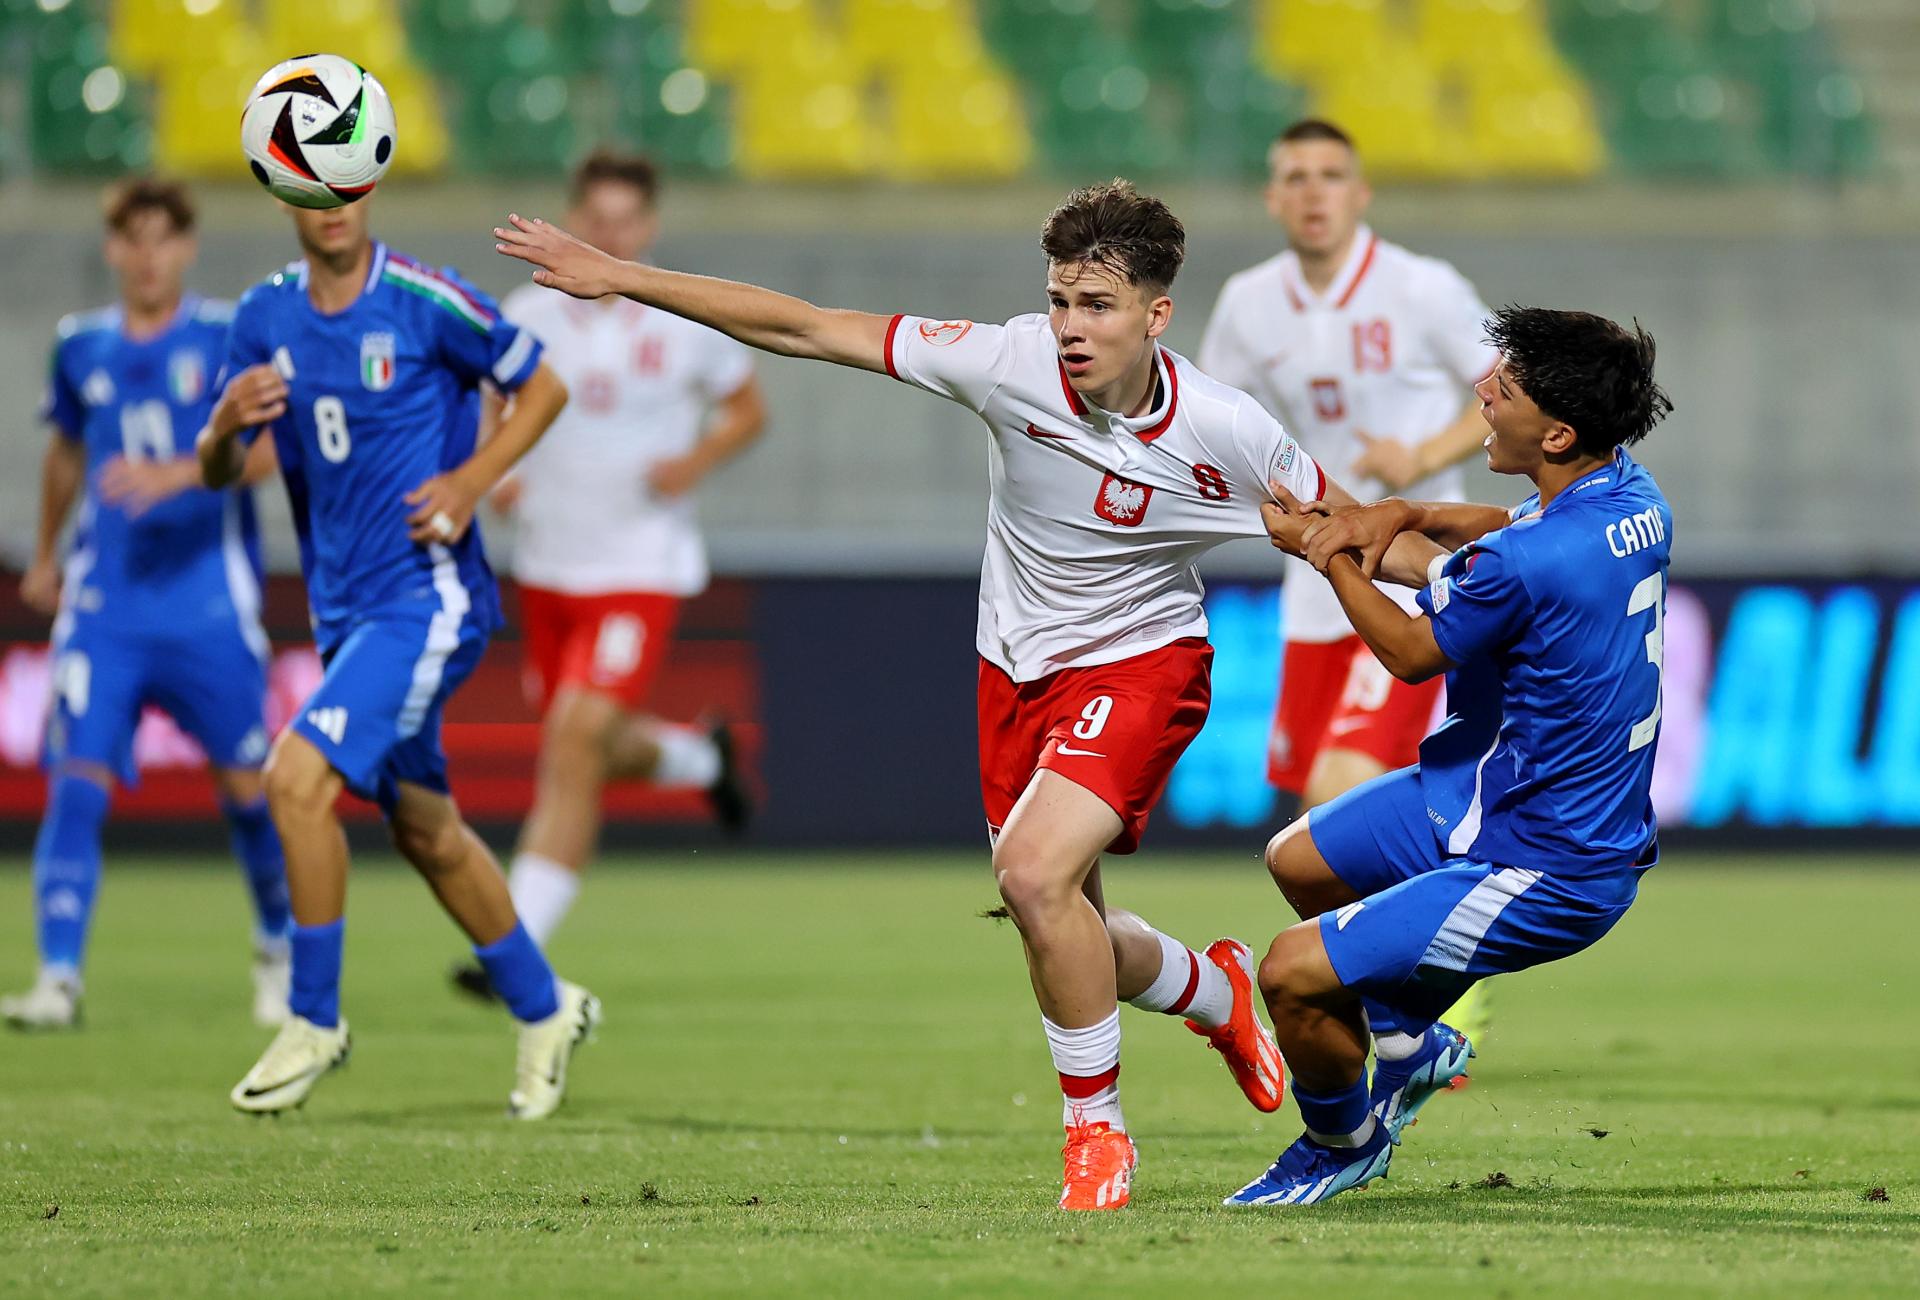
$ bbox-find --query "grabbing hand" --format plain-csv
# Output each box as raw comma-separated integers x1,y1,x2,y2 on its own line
99,455,198,517
494,214,622,299
1303,498,1414,577
211,363,288,440
19,556,60,617
1259,482,1331,558
1350,430,1422,492
405,472,481,546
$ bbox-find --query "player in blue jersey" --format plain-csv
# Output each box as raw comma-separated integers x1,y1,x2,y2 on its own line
3,179,290,1032
196,194,588,1119
1226,306,1674,1206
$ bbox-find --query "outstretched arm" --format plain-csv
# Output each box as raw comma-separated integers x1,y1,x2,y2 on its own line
1324,555,1453,684
496,215,892,373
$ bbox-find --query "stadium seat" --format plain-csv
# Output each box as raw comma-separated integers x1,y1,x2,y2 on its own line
29,4,152,174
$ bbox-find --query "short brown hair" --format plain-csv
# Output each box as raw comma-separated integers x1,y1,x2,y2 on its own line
103,176,195,234
570,148,660,206
1039,179,1185,293
1274,118,1355,151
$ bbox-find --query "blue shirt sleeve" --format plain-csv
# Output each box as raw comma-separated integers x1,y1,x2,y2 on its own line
1417,532,1532,664
430,269,543,395
40,337,82,440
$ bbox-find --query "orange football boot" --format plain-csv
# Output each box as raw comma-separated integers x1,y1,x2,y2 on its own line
1058,1121,1137,1211
1188,938,1286,1113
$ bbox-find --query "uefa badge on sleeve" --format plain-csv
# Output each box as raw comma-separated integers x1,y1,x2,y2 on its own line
361,332,397,392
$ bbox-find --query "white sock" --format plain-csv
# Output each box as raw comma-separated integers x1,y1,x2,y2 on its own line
1373,1030,1424,1061
651,724,722,789
1044,1010,1125,1131
1126,928,1234,1028
1307,1114,1378,1148
507,852,580,948
41,962,81,989
254,930,291,962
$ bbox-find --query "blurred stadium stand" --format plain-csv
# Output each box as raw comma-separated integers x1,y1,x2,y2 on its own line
0,0,1885,183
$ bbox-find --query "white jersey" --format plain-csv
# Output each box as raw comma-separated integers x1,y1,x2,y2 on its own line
1199,227,1497,642
501,286,754,596
885,313,1325,682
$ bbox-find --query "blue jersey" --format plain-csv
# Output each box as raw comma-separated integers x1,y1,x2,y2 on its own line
1414,449,1672,880
39,297,263,634
222,242,542,648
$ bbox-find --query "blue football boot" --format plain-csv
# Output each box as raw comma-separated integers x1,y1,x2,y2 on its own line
1371,1022,1475,1140
1223,1122,1395,1207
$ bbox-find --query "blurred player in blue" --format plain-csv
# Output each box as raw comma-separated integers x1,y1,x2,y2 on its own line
197,193,588,1119
1229,306,1674,1206
3,178,289,1032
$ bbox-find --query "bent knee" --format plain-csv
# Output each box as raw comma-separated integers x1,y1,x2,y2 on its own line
992,858,1081,931
1265,820,1349,918
1258,924,1333,1003
263,736,337,819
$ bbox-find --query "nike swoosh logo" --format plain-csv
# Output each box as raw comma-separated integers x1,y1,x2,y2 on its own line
1025,423,1072,441
1055,743,1106,758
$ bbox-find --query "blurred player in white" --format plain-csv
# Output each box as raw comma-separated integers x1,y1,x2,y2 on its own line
496,180,1433,1211
1200,119,1498,1039
452,152,764,997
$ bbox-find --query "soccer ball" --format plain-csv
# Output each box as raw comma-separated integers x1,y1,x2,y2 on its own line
240,54,396,209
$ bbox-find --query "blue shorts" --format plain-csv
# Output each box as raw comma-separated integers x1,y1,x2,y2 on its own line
46,615,269,784
1306,768,1642,1031
291,605,488,816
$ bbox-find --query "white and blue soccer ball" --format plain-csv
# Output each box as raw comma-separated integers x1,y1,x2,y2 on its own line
240,54,396,210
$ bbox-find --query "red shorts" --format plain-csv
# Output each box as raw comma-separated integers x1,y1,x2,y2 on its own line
1268,636,1443,793
517,585,681,713
978,638,1212,855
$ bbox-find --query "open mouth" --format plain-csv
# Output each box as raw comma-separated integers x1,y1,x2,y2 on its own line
1061,351,1093,377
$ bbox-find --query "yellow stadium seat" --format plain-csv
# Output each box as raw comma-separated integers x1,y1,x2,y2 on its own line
686,0,818,73
886,65,1030,179
112,0,255,77
1260,0,1391,81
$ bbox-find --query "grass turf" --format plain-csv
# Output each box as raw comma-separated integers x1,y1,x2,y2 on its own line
1,852,1916,1297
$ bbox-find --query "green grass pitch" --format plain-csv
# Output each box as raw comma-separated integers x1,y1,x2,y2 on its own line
2,851,1916,1297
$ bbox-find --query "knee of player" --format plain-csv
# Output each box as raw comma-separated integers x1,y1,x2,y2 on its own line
263,738,335,821
1258,926,1321,1004
991,858,1073,929
387,810,463,872
541,701,618,770
1265,820,1316,894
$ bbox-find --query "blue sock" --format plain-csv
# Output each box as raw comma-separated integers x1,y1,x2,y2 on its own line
1294,1075,1375,1145
289,919,345,1028
222,797,291,947
475,922,560,1023
33,774,111,975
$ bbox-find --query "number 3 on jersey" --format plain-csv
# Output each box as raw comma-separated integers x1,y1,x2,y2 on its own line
314,395,351,463
1625,572,1664,751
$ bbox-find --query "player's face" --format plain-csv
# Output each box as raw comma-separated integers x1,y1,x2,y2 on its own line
568,181,657,264
1476,360,1574,474
1265,140,1370,258
285,197,372,264
104,210,194,314
1046,260,1171,397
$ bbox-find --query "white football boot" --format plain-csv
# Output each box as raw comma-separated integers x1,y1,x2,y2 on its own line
509,980,600,1121
1,970,82,1030
230,1015,350,1113
251,944,291,1028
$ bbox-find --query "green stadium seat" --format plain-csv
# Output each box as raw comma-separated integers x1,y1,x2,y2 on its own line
28,3,151,174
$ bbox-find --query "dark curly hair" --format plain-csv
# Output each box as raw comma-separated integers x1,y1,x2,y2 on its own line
1486,306,1673,456
1039,179,1185,293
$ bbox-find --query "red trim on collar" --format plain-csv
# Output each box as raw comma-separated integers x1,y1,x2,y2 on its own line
1334,232,1378,309
883,313,904,380
1283,274,1305,312
1135,350,1180,444
1056,357,1089,415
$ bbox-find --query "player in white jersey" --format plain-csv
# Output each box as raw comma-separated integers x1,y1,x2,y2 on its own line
495,180,1430,1211
450,153,764,1000
1199,119,1497,811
